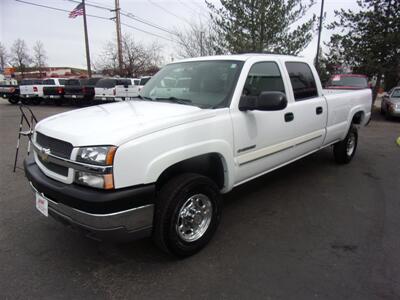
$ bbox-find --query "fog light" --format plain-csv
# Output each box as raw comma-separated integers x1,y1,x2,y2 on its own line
75,171,114,189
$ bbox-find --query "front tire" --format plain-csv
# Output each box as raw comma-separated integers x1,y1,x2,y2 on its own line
333,125,358,164
8,96,20,104
153,173,222,258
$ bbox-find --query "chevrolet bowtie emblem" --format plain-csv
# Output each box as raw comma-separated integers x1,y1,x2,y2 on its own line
39,148,51,161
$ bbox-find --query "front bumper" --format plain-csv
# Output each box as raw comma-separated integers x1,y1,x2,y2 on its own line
24,155,156,241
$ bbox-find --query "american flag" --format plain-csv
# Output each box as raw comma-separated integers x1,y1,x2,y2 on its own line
69,2,84,18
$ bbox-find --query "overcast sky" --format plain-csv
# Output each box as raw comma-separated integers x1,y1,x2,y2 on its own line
1,0,359,69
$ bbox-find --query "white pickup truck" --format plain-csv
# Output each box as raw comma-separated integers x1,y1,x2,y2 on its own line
24,54,372,257
20,78,66,105
94,78,139,102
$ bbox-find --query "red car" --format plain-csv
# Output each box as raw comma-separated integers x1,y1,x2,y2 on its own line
326,74,370,90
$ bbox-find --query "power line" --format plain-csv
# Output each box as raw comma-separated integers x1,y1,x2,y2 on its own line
176,0,209,19
147,0,192,26
120,22,176,43
15,0,110,20
65,0,177,36
15,0,179,44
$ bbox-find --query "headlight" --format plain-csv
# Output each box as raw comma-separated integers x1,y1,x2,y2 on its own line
74,146,117,189
76,146,117,166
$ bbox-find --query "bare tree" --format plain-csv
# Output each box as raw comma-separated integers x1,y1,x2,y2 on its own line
174,21,226,58
94,34,163,77
0,42,8,71
10,39,31,76
33,41,48,70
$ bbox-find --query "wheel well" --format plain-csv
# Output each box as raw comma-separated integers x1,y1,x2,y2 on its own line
156,153,225,191
352,111,364,124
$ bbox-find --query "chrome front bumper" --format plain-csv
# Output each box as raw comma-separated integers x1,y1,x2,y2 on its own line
29,181,154,241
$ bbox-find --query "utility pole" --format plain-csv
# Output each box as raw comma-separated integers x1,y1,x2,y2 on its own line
200,31,204,56
82,0,92,77
112,0,123,76
315,0,325,71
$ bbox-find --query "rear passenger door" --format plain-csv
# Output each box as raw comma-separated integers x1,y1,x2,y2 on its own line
283,62,327,155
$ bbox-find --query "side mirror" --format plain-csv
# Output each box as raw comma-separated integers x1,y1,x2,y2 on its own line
239,91,287,111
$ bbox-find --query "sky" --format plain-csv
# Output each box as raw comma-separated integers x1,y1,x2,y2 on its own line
0,0,360,69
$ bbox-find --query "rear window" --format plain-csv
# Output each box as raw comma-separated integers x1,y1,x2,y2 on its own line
96,79,116,88
58,79,66,85
65,79,81,86
133,79,140,85
42,79,55,85
328,76,368,88
20,79,42,85
285,62,318,101
87,78,101,86
116,79,131,86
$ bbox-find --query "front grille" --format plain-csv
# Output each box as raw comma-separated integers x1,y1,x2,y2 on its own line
38,155,69,176
36,132,73,177
36,132,73,159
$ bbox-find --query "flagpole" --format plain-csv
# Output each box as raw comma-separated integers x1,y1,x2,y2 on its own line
82,0,92,77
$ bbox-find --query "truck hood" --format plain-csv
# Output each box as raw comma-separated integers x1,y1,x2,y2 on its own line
35,101,216,146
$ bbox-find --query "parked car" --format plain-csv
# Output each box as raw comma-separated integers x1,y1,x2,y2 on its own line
94,78,139,102
42,78,67,105
0,84,20,104
25,54,372,257
381,87,400,119
64,77,101,106
19,79,44,105
137,76,151,92
326,74,369,90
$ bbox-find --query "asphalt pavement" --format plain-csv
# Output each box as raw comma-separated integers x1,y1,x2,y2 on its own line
0,99,399,300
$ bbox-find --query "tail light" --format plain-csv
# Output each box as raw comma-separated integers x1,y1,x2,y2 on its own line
113,88,116,96
33,86,38,92
57,87,64,94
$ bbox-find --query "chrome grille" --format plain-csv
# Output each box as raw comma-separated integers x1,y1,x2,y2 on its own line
36,132,73,177
36,132,73,159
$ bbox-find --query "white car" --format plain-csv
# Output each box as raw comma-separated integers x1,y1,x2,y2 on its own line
25,54,372,257
94,78,139,102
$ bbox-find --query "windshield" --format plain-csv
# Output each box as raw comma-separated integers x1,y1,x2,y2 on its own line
140,60,244,108
65,79,81,86
328,75,368,88
391,89,400,98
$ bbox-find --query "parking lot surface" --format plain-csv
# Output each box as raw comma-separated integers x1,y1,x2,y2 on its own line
1,100,400,299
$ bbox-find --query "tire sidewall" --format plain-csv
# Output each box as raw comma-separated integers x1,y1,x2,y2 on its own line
345,126,358,162
161,175,221,257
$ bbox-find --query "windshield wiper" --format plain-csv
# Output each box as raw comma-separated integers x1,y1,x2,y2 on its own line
154,97,192,105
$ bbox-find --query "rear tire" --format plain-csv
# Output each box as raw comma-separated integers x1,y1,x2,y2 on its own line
153,173,222,258
333,125,358,164
8,96,20,104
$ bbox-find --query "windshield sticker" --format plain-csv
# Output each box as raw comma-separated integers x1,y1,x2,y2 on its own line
332,75,341,81
230,64,237,69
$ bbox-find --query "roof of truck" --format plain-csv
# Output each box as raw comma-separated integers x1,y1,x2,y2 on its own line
175,53,305,64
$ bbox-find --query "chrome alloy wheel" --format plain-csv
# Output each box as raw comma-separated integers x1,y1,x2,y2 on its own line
176,194,213,242
346,132,356,156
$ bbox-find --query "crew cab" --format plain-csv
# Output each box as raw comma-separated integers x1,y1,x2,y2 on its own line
24,54,372,257
42,78,67,104
94,78,139,102
64,77,101,106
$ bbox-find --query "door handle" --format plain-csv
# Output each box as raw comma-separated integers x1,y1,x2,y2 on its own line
316,106,323,114
284,112,294,122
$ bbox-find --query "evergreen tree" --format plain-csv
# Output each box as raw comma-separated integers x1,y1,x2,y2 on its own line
206,0,316,55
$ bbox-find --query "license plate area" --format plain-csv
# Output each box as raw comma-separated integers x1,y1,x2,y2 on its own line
35,193,48,217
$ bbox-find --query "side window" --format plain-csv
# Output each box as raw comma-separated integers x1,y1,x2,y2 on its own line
243,62,285,96
285,62,318,101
